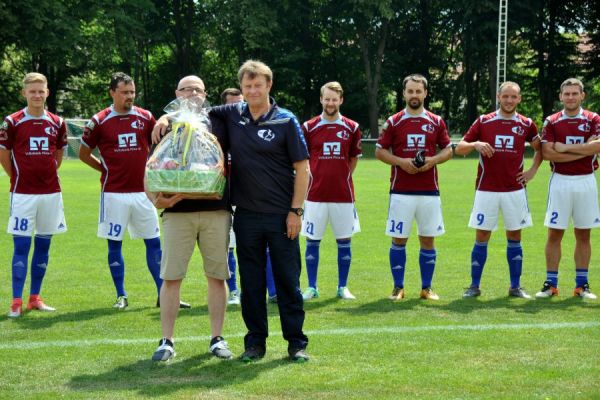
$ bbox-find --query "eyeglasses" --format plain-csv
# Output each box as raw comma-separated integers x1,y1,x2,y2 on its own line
177,86,206,95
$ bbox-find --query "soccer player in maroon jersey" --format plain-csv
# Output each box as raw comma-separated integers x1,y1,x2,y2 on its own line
300,81,362,300
536,78,600,300
0,72,68,317
375,74,452,301
79,72,181,310
455,81,542,299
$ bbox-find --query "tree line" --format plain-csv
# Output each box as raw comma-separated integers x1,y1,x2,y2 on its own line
1,0,598,136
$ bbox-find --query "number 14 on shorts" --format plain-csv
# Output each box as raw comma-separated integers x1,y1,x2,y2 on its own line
389,220,404,234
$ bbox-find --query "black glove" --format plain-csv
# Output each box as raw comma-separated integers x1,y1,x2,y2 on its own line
412,150,426,168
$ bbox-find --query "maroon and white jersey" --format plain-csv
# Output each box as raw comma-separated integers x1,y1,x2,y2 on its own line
302,114,362,202
0,108,67,194
463,111,538,192
376,109,451,193
541,108,600,175
81,105,155,193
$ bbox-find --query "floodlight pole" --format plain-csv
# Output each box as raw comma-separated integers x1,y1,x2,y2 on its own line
496,0,508,109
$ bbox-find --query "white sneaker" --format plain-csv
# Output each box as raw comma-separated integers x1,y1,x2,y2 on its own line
302,287,319,301
227,290,240,305
574,283,597,300
336,286,356,299
152,338,175,362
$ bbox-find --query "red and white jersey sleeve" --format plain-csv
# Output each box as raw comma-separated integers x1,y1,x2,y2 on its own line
541,108,600,175
302,114,362,202
463,111,538,192
81,105,156,192
376,109,451,193
0,109,67,194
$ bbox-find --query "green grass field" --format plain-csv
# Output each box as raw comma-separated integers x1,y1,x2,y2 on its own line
0,158,599,399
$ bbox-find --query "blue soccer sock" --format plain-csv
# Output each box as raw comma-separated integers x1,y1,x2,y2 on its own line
30,234,52,296
546,271,559,287
226,248,238,292
337,239,352,288
470,241,488,287
12,235,32,299
507,240,523,289
575,268,588,287
305,239,320,289
107,239,126,297
389,242,406,288
419,248,437,289
144,237,163,295
266,247,276,297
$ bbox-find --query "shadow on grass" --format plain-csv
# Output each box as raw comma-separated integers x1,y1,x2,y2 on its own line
334,295,599,316
8,306,146,329
68,353,290,397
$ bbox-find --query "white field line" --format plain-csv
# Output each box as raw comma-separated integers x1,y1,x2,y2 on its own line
3,321,599,350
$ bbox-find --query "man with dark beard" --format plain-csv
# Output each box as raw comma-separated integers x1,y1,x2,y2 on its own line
300,82,362,301
375,74,452,301
455,81,542,299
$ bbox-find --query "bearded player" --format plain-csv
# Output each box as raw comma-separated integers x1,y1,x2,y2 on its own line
375,74,452,301
0,72,68,317
301,81,362,301
79,72,187,310
456,81,542,299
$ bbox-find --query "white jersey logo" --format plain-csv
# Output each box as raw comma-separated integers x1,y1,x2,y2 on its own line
511,126,524,135
44,126,57,136
257,129,275,142
118,133,137,148
336,131,350,140
323,142,341,156
495,135,514,149
30,137,49,151
566,135,584,144
407,134,426,148
578,123,590,133
421,123,434,133
131,120,145,130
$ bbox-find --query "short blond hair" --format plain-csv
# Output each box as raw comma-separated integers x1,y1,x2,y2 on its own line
560,78,584,93
498,81,521,94
23,72,47,87
320,81,343,97
238,60,273,83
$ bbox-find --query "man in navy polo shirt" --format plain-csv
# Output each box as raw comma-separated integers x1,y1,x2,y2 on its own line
210,60,310,362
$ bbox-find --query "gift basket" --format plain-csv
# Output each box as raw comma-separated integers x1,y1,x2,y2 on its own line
146,98,226,199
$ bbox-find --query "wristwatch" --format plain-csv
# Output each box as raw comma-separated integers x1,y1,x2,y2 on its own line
289,207,304,216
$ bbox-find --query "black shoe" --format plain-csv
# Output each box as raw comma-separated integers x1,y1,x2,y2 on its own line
240,345,266,362
288,348,309,363
156,297,191,309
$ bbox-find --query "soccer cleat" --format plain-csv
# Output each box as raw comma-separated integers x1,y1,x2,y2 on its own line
336,286,356,300
463,285,481,298
113,296,128,310
26,295,56,312
156,297,191,309
268,295,278,304
389,286,405,300
288,348,310,363
209,336,233,359
302,287,319,301
535,281,559,298
508,287,532,299
152,338,175,362
420,287,440,300
8,298,22,318
240,345,266,362
574,283,597,300
227,290,241,305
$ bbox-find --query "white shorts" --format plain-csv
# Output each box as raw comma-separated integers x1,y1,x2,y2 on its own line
7,193,67,236
98,192,160,240
545,173,600,229
385,194,444,238
468,189,532,231
301,201,360,240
